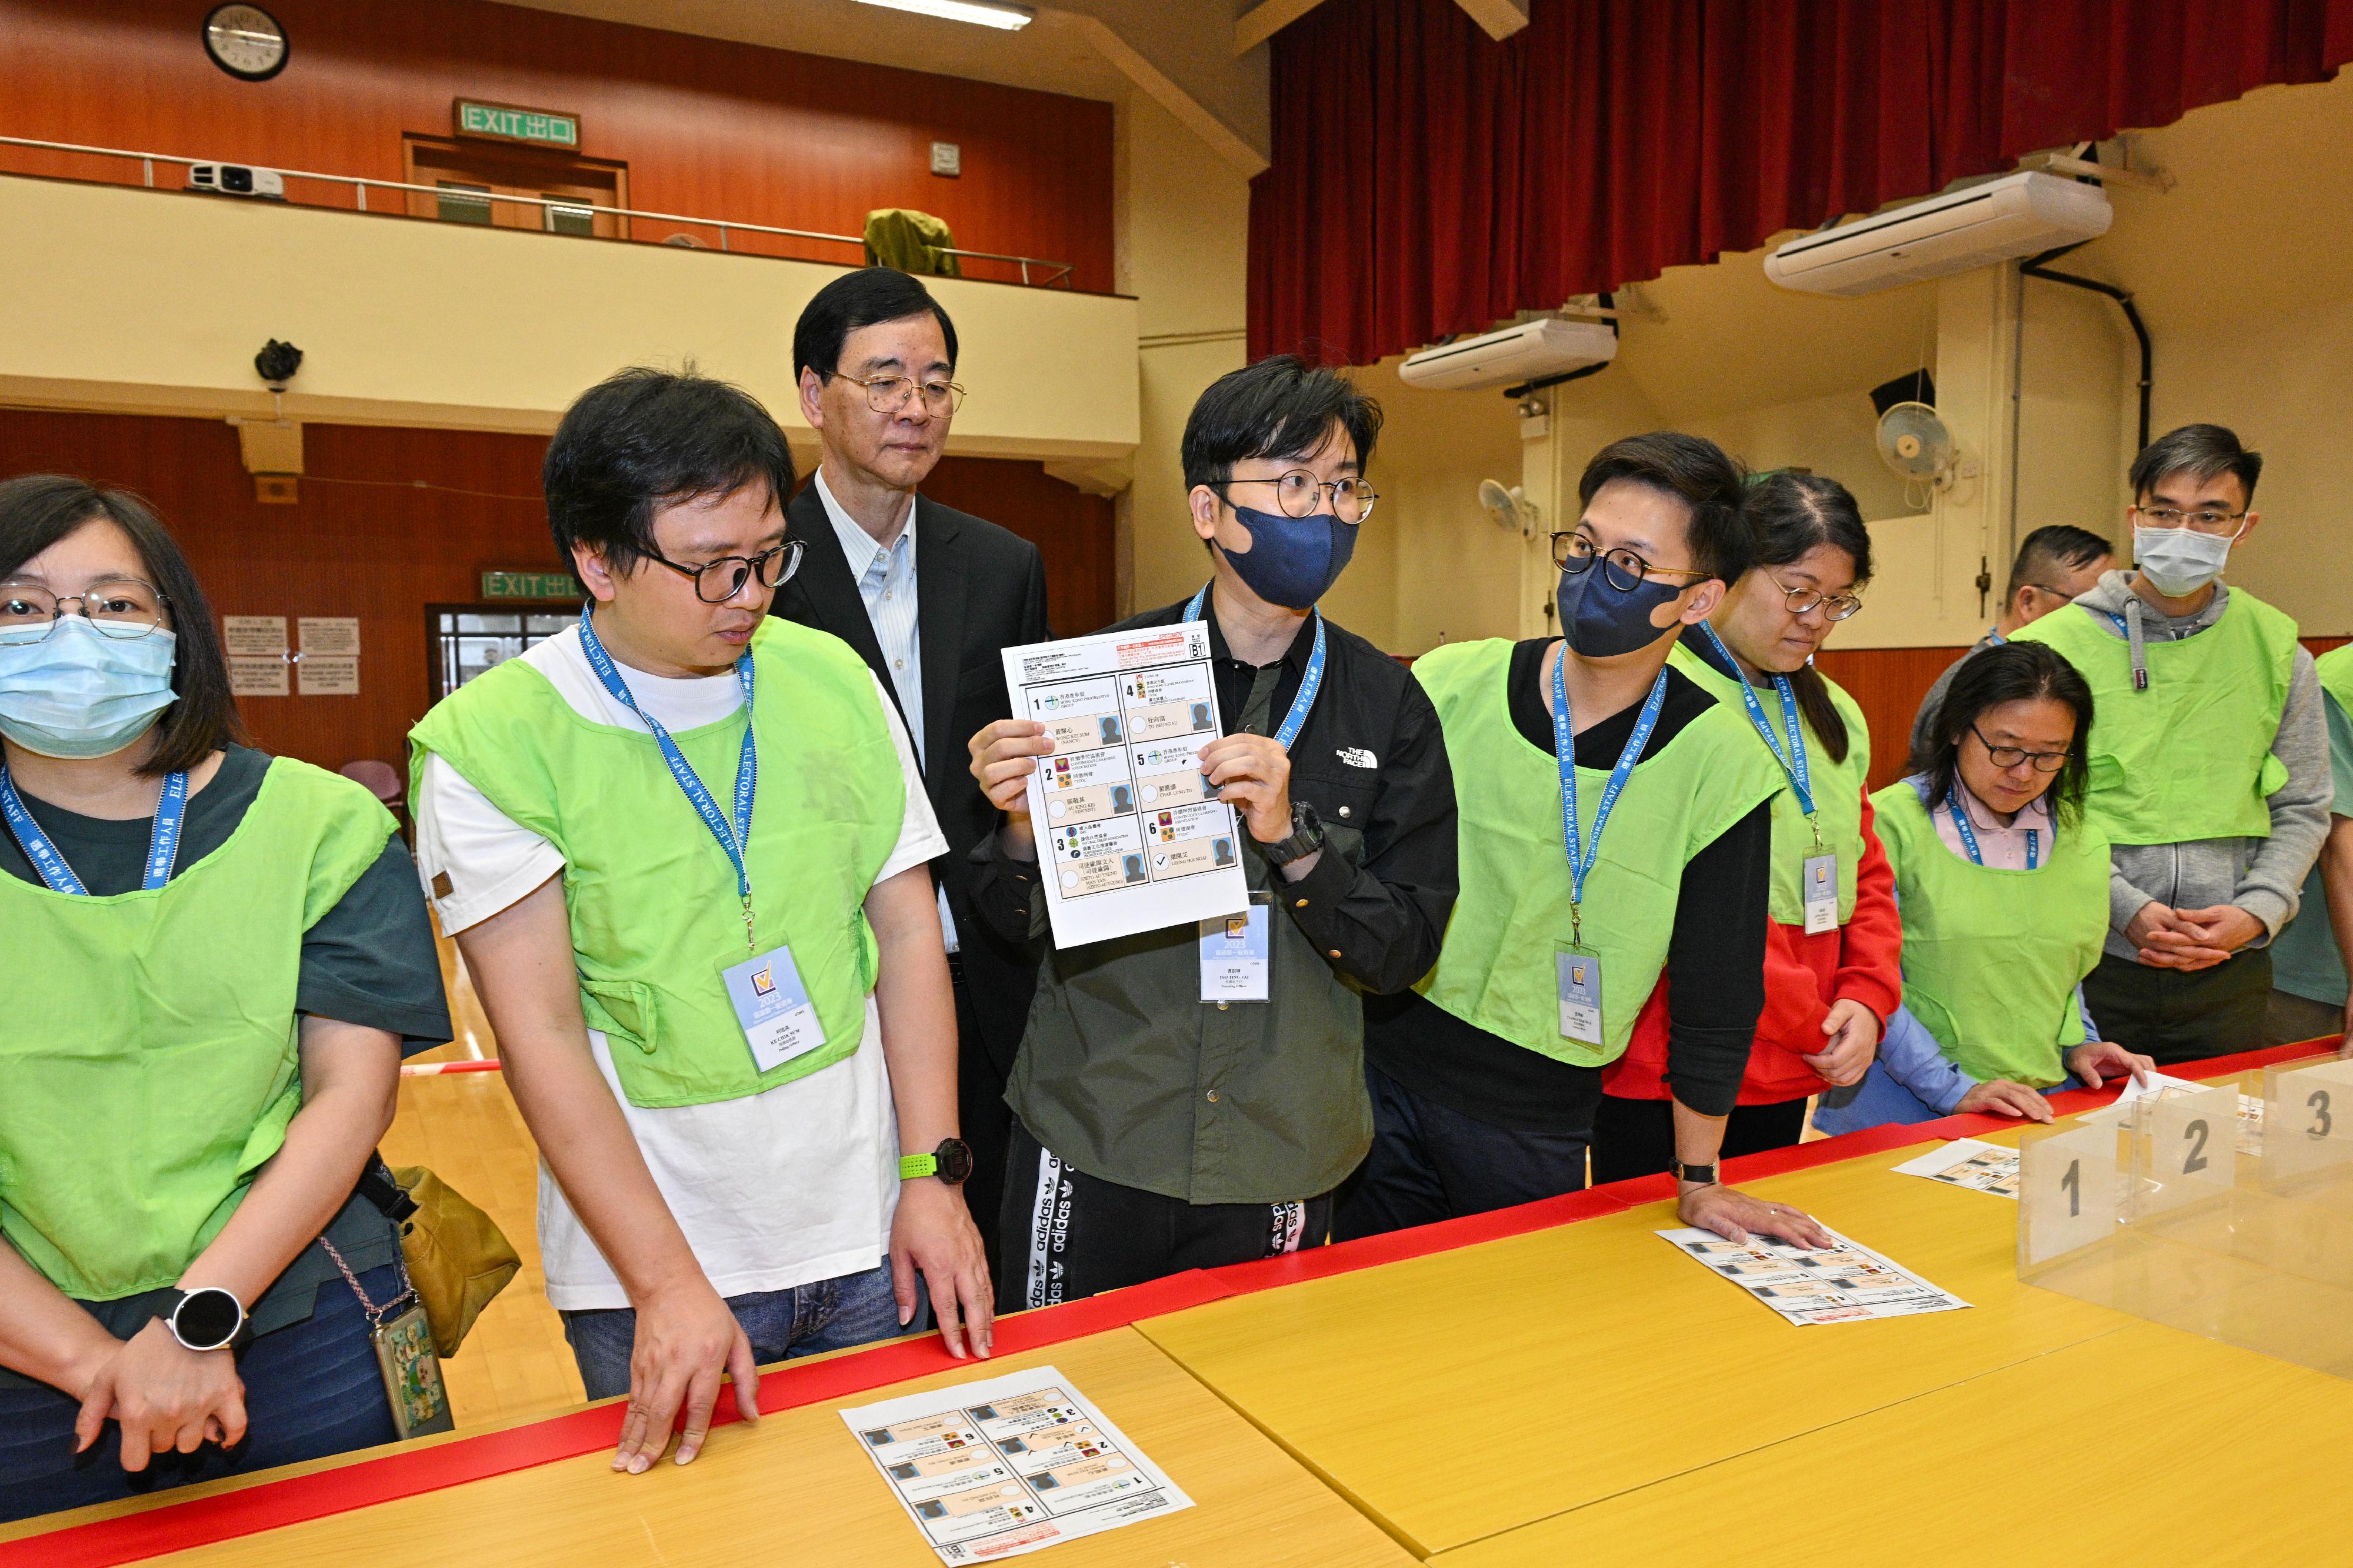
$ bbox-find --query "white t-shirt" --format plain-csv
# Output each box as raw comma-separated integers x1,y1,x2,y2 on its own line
413,626,947,1310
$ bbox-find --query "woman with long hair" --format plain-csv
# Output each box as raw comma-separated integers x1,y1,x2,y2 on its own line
1814,640,2152,1132
0,476,451,1520
1594,470,1904,1177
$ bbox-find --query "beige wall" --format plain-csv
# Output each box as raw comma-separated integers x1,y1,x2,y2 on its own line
0,173,1138,461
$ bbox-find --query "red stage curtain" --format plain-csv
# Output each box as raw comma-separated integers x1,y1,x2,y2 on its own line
1249,0,2353,366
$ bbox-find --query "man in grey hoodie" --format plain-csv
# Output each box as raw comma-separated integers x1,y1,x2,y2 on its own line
2008,425,2327,1063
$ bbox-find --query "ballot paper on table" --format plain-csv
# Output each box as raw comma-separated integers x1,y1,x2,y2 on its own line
1891,1137,2021,1199
1658,1226,1973,1326
1002,623,1250,948
842,1365,1193,1564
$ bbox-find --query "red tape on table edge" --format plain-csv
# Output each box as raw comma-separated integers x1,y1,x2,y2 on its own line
1,1269,1237,1567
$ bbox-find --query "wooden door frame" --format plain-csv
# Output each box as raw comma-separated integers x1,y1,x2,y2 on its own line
402,135,630,239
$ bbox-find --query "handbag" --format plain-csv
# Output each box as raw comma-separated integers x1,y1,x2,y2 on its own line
356,1156,521,1359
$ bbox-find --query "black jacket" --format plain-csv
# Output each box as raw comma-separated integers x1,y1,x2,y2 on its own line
768,478,1052,1074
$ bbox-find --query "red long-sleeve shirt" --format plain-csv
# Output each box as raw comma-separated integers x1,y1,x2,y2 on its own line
1604,786,1905,1106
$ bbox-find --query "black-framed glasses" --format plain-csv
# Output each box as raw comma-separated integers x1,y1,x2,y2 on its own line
1212,471,1377,523
1550,531,1708,590
1968,721,2069,772
0,579,172,640
1771,574,1864,622
826,370,966,417
2133,504,2247,536
641,540,803,603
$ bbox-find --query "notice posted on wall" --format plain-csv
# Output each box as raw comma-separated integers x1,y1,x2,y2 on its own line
1891,1137,2021,1199
221,615,286,656
297,653,360,696
1658,1226,1972,1326
228,654,288,696
841,1365,1192,1563
1001,623,1249,948
298,616,361,655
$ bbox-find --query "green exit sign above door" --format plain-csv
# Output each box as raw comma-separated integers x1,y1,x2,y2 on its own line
482,570,582,600
454,99,581,148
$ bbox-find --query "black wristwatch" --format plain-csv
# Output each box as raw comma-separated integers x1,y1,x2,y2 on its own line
155,1286,246,1352
1254,801,1326,868
1670,1160,1718,1188
899,1137,975,1186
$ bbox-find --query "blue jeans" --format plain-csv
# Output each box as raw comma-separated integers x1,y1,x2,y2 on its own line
560,1259,913,1402
0,1266,402,1526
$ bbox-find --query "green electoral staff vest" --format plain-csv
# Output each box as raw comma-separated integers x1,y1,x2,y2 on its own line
1873,780,2109,1087
0,760,394,1300
2317,643,2353,729
2012,590,2298,845
1414,638,1783,1065
409,619,905,1109
1668,640,1871,926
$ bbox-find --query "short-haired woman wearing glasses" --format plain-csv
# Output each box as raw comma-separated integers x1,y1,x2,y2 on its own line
1593,472,1903,1178
0,475,449,1521
1814,640,2152,1133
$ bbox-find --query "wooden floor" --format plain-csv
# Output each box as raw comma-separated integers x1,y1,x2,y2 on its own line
379,932,585,1424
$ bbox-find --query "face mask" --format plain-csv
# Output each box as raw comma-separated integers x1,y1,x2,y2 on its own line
0,617,178,759
1555,562,1687,658
1218,503,1357,610
2132,525,2233,598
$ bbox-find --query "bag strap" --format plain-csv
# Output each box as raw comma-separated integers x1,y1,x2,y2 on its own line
355,1152,419,1223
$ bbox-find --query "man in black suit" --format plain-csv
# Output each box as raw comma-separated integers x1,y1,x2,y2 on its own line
771,268,1051,1275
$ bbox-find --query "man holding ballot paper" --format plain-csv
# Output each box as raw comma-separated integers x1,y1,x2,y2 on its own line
965,356,1459,1309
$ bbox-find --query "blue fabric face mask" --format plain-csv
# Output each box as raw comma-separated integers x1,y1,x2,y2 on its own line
0,616,179,759
1218,503,1358,610
1555,561,1685,658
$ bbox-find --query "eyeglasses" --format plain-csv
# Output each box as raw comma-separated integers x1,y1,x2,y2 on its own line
2134,505,2247,536
1770,574,1864,622
826,370,966,417
640,540,804,603
2023,583,2083,603
1968,721,2069,772
1550,531,1709,590
0,579,171,640
1212,471,1378,523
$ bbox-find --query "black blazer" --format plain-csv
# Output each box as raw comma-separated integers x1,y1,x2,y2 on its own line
769,479,1052,1075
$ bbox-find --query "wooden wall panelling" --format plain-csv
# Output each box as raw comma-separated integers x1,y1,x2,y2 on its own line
0,409,1116,771
0,0,1114,291
1813,645,1972,793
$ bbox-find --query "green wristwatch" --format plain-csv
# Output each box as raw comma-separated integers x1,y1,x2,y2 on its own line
899,1137,975,1185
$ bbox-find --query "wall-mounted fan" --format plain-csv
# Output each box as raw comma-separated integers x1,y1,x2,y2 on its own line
1478,478,1541,539
1875,401,1958,511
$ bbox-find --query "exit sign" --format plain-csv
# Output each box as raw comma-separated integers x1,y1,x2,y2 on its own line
454,99,581,148
482,570,582,600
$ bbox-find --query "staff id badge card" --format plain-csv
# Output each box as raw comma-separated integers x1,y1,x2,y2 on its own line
1199,891,1272,1002
720,943,827,1073
1802,852,1838,935
1556,943,1603,1046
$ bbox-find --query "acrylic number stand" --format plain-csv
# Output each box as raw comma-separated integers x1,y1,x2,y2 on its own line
2018,1058,2353,1379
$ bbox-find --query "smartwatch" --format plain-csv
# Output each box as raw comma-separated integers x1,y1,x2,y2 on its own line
1255,801,1326,868
1670,1160,1719,1188
899,1137,975,1186
156,1286,246,1353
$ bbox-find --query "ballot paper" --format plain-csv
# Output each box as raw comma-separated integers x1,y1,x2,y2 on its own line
2089,1072,2265,1155
1891,1138,2021,1199
1658,1226,1974,1326
842,1366,1192,1563
1002,623,1249,948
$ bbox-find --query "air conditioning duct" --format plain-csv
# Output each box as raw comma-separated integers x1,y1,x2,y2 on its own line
1764,171,2111,297
1399,318,1618,392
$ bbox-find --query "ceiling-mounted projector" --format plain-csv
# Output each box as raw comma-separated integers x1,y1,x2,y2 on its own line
1399,318,1617,392
1765,171,2111,297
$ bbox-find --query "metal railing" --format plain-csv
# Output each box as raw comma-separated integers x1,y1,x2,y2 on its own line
0,134,1076,287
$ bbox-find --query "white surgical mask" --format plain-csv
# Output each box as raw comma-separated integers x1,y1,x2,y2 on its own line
2132,524,2233,599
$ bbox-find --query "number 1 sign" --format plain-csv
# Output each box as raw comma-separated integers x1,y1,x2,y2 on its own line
2018,1119,2123,1271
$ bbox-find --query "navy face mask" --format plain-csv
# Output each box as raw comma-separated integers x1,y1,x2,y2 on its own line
1218,503,1357,610
1555,560,1687,658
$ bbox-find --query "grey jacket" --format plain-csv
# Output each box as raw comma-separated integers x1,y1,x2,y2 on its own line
2063,571,2328,961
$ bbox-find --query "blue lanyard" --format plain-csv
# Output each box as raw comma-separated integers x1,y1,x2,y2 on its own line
1185,585,1325,751
1985,627,2007,645
577,611,760,949
1947,789,2038,870
1553,649,1667,946
0,763,188,895
1697,622,1818,830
